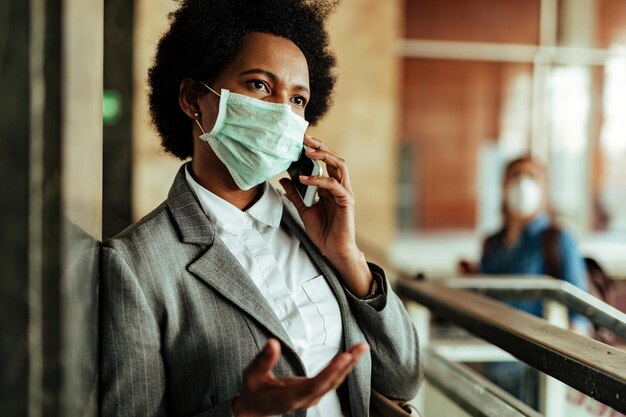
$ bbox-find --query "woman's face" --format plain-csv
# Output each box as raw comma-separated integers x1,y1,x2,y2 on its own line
503,160,547,219
198,32,311,133
504,160,544,186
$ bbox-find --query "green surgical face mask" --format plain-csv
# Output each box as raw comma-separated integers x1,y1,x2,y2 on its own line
196,82,309,190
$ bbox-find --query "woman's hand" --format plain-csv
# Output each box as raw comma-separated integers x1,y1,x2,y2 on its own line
279,134,373,297
232,339,369,417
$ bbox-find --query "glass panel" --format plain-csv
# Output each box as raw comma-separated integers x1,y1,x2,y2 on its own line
422,380,474,417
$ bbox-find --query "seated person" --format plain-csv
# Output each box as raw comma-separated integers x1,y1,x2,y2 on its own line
480,156,588,330
478,156,589,409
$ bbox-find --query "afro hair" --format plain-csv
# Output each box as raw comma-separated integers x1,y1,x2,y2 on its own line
148,0,339,160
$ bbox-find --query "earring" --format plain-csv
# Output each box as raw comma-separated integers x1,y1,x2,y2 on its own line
193,114,206,135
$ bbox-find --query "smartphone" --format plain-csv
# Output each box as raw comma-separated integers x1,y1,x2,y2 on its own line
287,148,322,207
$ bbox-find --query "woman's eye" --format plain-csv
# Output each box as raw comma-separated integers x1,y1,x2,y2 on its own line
248,80,269,92
292,96,307,107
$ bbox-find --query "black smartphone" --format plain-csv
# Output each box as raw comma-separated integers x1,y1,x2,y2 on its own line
287,147,322,207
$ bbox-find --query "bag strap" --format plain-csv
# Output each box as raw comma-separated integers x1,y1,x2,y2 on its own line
370,388,420,417
543,224,562,279
584,257,612,302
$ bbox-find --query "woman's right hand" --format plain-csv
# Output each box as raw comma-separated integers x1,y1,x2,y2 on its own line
232,339,369,417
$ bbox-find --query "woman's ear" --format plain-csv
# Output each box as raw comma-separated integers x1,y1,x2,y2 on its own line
179,78,201,119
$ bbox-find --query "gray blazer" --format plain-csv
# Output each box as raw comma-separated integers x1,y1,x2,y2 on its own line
100,165,420,417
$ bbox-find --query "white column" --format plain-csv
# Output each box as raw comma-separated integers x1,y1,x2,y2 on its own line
540,300,569,417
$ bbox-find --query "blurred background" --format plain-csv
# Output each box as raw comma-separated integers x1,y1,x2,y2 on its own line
2,0,626,415
392,0,626,278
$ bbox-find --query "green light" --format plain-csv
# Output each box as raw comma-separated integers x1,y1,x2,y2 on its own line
103,90,122,126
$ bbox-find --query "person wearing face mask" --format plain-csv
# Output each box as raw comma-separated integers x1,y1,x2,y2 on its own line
99,1,421,417
478,156,588,410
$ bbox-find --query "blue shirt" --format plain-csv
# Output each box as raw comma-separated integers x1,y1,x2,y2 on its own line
480,214,588,322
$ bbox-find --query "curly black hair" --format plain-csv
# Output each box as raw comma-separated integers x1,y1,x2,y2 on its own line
148,0,339,160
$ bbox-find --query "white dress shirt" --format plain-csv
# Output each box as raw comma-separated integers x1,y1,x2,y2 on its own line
186,167,345,417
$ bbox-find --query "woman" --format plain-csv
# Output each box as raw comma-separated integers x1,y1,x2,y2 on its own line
481,156,588,322
479,156,588,409
99,1,421,416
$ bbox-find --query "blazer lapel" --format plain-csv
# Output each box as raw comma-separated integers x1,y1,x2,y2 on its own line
167,164,295,352
187,240,295,352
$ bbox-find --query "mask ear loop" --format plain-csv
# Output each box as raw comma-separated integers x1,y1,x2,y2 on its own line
193,113,206,134
198,81,221,97
194,81,221,135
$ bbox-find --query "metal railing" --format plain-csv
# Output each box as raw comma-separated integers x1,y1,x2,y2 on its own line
397,276,626,416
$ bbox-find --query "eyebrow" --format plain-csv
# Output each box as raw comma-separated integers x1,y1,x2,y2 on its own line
238,68,310,95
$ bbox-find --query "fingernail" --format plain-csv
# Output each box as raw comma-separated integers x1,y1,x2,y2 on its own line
306,147,316,153
299,175,308,180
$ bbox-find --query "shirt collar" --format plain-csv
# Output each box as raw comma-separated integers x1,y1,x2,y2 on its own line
523,213,550,237
246,182,284,228
185,165,283,234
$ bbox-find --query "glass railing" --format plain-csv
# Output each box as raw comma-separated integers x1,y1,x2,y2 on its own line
396,276,626,417
421,347,543,417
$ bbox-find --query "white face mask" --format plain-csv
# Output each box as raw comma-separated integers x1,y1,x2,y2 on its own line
195,82,308,190
506,175,543,217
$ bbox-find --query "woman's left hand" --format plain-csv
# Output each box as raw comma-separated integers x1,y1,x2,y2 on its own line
279,134,373,297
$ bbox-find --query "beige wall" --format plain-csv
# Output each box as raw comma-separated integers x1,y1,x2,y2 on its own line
133,0,401,263
63,0,103,239
132,0,180,220
310,0,401,264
